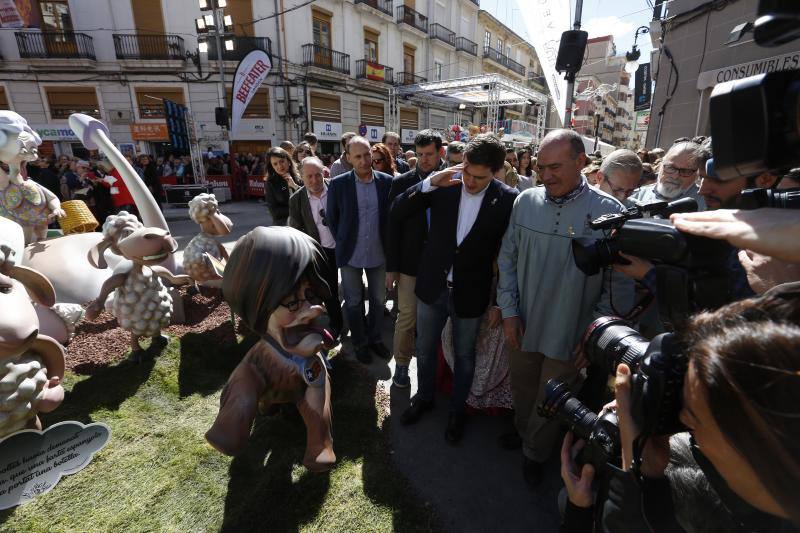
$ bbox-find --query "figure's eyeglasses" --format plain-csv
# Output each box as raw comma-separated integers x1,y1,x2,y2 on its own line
662,164,697,177
319,208,327,226
280,288,323,312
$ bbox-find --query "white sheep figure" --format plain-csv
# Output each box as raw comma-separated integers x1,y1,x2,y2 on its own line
183,193,232,288
85,212,192,362
0,111,65,243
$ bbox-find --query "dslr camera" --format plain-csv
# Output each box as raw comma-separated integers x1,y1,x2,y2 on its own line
539,319,688,472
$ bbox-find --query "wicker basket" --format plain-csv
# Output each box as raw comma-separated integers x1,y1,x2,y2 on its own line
59,200,98,234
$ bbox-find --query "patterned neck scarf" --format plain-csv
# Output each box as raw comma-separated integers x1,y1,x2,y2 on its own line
547,177,588,205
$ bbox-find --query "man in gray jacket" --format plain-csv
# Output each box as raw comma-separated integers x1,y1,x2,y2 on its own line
497,129,634,488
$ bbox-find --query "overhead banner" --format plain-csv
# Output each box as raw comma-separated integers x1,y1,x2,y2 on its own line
634,63,652,111
231,49,272,135
521,0,570,126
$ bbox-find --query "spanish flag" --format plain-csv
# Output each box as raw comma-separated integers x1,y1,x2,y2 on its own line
366,62,385,82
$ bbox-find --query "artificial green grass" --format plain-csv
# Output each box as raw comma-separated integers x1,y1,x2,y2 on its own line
0,331,437,533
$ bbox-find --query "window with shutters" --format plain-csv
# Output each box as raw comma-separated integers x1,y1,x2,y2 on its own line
226,87,271,118
312,8,332,50
310,92,341,123
364,28,379,62
400,107,418,129
360,100,384,126
135,87,185,119
45,87,100,119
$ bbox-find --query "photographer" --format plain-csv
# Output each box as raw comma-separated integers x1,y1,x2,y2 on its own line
561,286,800,532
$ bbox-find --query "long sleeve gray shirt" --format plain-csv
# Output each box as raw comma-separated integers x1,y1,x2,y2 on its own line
497,185,634,360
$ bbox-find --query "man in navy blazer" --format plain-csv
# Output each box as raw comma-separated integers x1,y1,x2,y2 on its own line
390,134,518,443
326,136,393,364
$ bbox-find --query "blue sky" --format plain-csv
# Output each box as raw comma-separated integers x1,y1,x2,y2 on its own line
484,0,655,62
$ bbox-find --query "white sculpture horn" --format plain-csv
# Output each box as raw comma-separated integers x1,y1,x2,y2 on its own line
68,114,168,233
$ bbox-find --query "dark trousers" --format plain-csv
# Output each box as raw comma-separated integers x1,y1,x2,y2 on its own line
416,287,481,413
322,247,343,336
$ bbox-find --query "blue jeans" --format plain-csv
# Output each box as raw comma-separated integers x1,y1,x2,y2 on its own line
340,264,386,349
416,288,481,413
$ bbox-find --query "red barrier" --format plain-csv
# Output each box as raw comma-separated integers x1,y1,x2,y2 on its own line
160,175,178,186
247,178,265,198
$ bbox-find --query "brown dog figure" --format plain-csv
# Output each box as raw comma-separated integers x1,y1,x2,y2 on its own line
0,243,65,438
85,212,191,362
205,226,338,472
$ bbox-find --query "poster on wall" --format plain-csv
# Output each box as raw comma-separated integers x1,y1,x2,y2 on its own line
231,49,272,135
0,0,40,27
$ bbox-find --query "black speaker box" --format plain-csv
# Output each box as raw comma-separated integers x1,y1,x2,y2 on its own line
555,30,588,73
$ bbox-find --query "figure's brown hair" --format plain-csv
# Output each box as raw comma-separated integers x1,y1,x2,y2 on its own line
684,285,800,525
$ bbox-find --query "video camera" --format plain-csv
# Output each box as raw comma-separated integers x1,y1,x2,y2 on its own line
539,320,688,473
572,200,733,327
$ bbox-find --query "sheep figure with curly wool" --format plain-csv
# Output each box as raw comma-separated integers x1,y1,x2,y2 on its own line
183,193,232,288
85,212,192,363
0,247,65,438
0,111,65,243
206,226,338,472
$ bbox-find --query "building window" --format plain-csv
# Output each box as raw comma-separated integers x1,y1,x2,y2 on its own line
484,31,491,48
135,87,185,119
497,38,504,53
312,9,332,49
45,87,100,119
364,28,379,62
360,100,384,126
0,87,8,110
310,92,341,123
435,62,443,81
227,87,271,118
40,0,73,33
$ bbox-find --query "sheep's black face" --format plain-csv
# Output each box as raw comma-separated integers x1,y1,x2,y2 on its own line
118,227,178,265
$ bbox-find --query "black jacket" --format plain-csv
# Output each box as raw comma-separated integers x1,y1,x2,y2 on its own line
288,182,330,246
386,162,445,276
396,157,410,174
265,174,299,225
390,178,517,318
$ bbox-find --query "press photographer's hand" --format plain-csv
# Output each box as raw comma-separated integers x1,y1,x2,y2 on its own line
671,208,800,263
612,253,653,281
615,363,670,477
560,432,596,508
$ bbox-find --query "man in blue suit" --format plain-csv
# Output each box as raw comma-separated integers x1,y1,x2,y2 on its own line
326,136,393,364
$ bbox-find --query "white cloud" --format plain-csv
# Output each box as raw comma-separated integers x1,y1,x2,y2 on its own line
582,16,635,40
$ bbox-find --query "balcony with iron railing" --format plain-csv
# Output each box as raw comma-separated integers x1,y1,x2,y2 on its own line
113,34,185,60
395,71,427,85
354,0,393,17
302,43,350,75
49,104,101,119
455,36,477,56
483,45,525,76
207,36,272,61
429,23,455,47
396,5,428,33
356,59,394,84
15,31,95,60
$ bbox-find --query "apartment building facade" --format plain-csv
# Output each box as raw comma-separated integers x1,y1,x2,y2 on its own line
0,0,550,159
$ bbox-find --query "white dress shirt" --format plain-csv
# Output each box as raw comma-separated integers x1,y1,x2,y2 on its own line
422,174,489,281
307,186,336,249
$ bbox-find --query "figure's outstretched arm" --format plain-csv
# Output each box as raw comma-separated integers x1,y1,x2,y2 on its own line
86,273,126,319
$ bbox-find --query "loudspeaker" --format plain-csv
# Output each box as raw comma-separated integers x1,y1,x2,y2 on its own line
555,30,588,73
215,107,229,128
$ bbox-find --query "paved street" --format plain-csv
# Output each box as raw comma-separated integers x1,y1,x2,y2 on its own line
167,199,562,532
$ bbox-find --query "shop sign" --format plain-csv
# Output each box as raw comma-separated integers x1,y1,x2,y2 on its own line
31,125,79,142
365,125,385,143
130,122,169,141
313,121,342,141
697,51,800,90
400,129,418,144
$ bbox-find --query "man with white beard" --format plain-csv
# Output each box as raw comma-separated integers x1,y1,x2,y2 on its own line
627,141,706,210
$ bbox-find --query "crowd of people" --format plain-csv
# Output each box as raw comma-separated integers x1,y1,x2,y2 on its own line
263,126,799,533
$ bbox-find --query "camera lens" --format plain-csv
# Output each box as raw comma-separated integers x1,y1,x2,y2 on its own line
571,238,619,276
539,379,598,442
583,317,650,375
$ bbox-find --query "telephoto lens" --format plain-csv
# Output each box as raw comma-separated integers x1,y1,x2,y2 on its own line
582,317,650,376
538,379,621,471
739,187,800,210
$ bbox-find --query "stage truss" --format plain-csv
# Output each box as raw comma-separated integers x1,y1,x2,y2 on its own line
389,73,549,145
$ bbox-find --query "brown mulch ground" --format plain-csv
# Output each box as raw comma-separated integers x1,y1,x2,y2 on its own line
65,287,239,375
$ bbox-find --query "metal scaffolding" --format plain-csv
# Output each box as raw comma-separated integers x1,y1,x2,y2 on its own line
389,73,550,146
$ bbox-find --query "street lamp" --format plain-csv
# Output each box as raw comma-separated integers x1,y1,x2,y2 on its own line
624,26,650,74
196,0,236,135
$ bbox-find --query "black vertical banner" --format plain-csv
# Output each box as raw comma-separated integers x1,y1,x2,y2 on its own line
163,99,189,153
634,63,652,110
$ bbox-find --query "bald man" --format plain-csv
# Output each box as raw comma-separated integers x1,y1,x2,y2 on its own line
497,129,633,487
